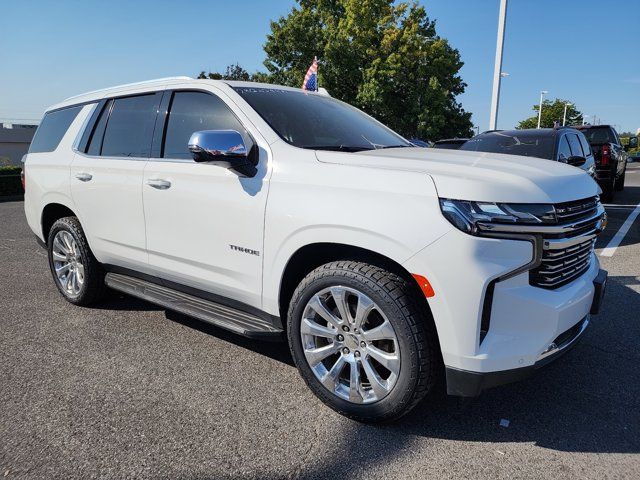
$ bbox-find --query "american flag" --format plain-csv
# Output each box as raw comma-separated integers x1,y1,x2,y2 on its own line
302,56,318,92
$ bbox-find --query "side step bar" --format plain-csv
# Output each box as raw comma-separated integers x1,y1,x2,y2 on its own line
105,273,283,339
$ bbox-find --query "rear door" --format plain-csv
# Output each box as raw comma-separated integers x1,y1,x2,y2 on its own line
70,92,161,271
142,88,271,308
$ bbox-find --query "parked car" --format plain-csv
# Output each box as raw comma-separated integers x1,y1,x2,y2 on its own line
460,128,596,178
573,125,628,201
432,138,468,149
24,77,607,423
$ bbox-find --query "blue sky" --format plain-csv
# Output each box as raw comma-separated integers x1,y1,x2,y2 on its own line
2,0,638,134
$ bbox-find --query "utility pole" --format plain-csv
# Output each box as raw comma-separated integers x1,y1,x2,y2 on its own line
489,0,508,131
537,90,548,129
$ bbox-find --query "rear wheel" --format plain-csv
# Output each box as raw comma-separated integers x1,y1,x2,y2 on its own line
615,166,626,192
601,180,614,202
47,216,106,306
287,261,440,423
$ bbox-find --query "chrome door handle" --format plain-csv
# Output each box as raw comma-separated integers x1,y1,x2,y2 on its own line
146,179,172,190
75,172,92,182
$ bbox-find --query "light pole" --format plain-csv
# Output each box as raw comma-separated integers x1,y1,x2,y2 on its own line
489,0,508,131
537,90,548,129
562,102,572,126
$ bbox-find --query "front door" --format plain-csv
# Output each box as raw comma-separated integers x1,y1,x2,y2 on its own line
142,89,270,308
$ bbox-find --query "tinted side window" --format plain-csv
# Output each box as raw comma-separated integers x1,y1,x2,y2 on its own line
578,134,591,156
163,91,251,159
557,136,571,160
29,106,82,153
567,134,584,157
101,94,158,157
86,100,112,156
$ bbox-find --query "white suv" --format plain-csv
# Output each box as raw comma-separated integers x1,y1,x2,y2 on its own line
24,77,607,422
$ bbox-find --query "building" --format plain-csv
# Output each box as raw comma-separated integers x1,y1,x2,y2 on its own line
0,123,37,166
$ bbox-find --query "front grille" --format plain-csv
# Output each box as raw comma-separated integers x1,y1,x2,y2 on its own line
529,196,601,289
554,197,598,223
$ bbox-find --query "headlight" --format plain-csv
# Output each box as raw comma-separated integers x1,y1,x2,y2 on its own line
439,198,556,236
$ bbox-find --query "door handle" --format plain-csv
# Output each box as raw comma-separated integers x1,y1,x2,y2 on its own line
146,179,172,190
75,172,92,182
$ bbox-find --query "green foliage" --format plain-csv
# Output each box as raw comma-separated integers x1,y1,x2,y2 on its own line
0,165,22,176
516,99,583,129
0,166,22,196
261,0,473,140
198,63,252,81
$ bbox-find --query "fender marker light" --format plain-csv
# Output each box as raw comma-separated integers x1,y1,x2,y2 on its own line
412,274,435,298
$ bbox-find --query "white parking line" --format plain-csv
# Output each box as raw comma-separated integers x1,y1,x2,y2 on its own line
599,202,640,257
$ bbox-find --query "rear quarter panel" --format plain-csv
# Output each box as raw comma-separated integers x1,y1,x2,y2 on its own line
24,104,95,241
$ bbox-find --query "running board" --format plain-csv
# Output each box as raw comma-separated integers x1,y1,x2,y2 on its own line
104,272,283,339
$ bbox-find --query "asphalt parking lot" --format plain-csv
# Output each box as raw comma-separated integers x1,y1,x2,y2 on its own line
1,165,639,479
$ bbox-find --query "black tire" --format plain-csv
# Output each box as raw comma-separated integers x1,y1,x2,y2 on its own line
287,261,440,423
615,166,626,192
600,181,614,202
47,216,106,306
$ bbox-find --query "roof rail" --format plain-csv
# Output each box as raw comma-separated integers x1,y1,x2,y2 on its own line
63,76,193,102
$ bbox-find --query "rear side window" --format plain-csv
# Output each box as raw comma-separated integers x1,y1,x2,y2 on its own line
567,134,584,157
162,91,250,159
29,106,82,153
100,94,158,157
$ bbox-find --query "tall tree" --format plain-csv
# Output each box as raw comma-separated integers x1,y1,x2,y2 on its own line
198,63,251,81
516,99,583,129
261,0,473,140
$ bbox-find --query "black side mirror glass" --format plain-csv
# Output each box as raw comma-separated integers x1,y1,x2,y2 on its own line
567,155,586,167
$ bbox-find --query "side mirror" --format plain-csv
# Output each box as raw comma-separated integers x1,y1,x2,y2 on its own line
629,137,638,149
567,155,586,167
188,130,256,177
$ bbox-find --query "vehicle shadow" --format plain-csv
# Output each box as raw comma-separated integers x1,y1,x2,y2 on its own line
279,274,640,479
182,273,639,480
165,309,294,367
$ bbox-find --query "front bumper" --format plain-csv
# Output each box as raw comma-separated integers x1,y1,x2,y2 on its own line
446,268,606,397
403,205,607,394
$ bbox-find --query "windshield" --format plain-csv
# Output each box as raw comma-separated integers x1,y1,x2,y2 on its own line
460,131,555,159
233,87,411,151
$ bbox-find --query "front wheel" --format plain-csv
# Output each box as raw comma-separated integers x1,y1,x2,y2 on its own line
287,261,440,423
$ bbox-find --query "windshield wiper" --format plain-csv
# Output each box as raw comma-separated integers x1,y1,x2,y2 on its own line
379,144,412,149
300,145,373,152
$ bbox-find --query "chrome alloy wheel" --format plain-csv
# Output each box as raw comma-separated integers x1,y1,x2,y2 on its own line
300,286,401,404
51,230,85,297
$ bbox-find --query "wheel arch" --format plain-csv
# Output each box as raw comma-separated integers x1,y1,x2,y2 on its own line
41,202,77,242
277,242,433,327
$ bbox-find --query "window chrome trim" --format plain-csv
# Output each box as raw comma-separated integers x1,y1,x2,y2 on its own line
72,103,98,152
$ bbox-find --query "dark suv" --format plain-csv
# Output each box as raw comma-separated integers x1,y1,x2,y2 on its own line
460,128,596,178
573,125,628,201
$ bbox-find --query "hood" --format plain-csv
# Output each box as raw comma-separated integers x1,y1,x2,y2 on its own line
315,147,600,204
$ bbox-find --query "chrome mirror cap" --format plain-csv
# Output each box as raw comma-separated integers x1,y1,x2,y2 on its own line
188,130,248,163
